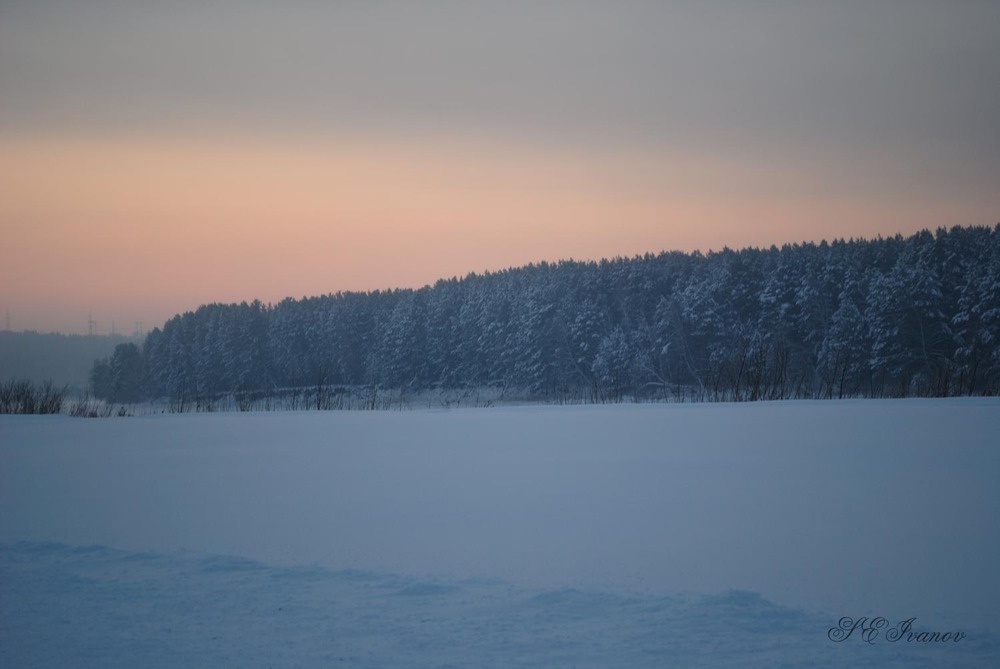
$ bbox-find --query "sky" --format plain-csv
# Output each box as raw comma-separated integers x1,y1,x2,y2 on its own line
1,1,998,335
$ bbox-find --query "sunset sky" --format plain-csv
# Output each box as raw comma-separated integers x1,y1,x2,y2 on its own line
2,1,998,335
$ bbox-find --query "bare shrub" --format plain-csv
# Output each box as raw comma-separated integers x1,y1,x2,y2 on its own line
0,379,66,414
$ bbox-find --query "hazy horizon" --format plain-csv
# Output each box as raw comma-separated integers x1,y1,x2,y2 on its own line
3,1,998,335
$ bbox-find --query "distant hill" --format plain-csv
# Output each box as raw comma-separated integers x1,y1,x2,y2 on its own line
0,331,136,392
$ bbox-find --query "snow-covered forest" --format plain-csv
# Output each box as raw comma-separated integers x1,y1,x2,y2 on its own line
93,226,1000,405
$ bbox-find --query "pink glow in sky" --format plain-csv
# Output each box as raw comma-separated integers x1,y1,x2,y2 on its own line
1,2,998,334
3,132,991,335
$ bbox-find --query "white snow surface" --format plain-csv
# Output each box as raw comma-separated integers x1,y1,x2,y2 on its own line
2,399,999,667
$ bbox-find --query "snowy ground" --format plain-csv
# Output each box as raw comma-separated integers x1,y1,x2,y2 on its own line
2,400,999,667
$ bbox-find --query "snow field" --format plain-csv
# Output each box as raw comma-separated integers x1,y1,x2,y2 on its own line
2,399,999,666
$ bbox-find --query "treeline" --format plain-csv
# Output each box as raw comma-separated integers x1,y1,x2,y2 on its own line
93,226,1000,404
